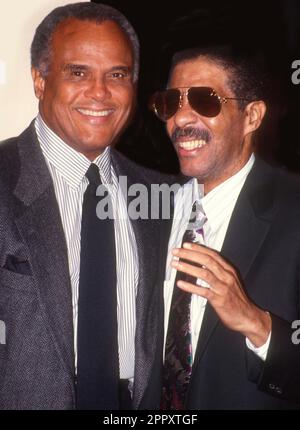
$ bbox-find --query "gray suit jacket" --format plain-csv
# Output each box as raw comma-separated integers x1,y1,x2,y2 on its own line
0,122,173,410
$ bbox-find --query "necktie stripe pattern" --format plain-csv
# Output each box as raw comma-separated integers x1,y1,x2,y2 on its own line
161,201,206,410
76,163,119,409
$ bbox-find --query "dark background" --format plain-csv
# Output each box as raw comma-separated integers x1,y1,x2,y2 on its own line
93,0,300,174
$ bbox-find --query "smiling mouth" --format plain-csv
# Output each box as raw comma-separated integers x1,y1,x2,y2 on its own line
178,140,207,150
76,108,114,117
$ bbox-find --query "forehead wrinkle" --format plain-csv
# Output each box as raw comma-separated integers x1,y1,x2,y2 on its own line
62,63,89,71
170,58,234,98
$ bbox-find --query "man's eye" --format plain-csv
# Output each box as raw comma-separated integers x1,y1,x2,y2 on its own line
72,70,85,77
112,72,128,79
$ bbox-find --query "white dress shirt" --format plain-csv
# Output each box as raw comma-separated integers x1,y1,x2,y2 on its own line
164,154,270,362
35,115,138,379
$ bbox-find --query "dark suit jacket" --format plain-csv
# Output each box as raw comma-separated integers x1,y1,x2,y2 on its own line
141,158,300,410
0,122,172,410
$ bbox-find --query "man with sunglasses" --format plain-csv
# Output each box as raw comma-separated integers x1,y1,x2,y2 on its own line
145,46,300,409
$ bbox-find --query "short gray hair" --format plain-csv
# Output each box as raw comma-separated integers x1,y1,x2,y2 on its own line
31,2,140,82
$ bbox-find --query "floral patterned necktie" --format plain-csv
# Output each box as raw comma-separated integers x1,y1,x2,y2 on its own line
161,201,206,410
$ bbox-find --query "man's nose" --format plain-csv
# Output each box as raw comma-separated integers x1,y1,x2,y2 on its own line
84,78,111,101
171,93,198,128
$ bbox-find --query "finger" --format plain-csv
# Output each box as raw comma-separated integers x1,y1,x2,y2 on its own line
171,259,222,293
172,248,207,270
181,242,239,278
176,279,215,300
172,248,233,284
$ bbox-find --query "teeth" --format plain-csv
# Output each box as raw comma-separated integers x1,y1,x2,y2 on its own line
178,140,207,150
77,109,112,117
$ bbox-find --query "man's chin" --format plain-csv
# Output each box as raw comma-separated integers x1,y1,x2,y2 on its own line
179,160,201,179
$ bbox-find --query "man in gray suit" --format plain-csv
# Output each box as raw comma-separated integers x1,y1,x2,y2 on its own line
0,2,170,410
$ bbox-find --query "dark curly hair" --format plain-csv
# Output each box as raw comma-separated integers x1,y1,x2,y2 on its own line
170,45,269,110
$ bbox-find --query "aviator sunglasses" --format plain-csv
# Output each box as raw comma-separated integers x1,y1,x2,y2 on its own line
150,86,249,121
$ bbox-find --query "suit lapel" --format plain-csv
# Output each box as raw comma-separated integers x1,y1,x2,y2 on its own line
193,158,276,368
13,124,74,376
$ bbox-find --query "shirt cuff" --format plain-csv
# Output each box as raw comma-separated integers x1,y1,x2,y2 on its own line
245,331,271,361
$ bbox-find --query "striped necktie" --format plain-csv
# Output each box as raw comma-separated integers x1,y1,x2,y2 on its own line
161,201,206,409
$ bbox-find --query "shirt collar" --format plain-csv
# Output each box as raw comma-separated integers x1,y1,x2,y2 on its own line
191,154,255,232
35,114,112,188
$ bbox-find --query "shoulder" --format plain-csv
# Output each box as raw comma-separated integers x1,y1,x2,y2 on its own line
248,157,300,193
0,134,21,190
0,123,36,190
0,134,19,160
262,160,300,199
0,122,36,158
248,157,300,218
274,168,300,219
110,148,179,186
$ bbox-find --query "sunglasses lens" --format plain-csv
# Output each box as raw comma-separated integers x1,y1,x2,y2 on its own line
152,89,180,121
188,87,221,117
151,87,222,120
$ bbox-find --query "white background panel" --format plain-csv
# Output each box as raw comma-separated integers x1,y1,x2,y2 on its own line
0,0,89,141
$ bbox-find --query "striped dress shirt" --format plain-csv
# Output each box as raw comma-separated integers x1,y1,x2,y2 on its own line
35,115,138,380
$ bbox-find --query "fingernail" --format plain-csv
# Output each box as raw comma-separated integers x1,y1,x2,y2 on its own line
183,242,192,249
171,260,179,268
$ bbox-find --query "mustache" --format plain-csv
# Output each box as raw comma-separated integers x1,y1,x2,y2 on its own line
171,127,212,143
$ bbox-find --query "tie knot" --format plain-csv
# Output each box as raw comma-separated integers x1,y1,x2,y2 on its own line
189,201,206,226
85,163,101,187
183,201,207,243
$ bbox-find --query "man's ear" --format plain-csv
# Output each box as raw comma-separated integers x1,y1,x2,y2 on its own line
244,100,266,136
31,67,45,100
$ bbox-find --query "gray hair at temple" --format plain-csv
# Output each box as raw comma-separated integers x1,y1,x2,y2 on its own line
30,2,140,82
